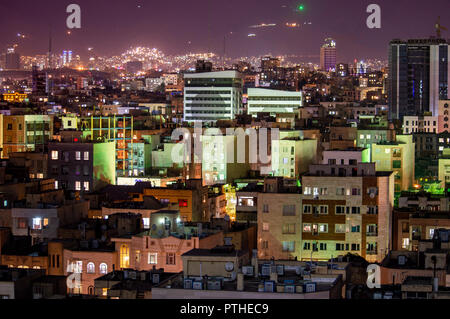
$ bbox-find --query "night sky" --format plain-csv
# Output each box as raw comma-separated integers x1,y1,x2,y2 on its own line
1,0,449,62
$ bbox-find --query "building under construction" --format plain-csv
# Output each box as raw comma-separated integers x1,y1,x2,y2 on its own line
80,115,134,177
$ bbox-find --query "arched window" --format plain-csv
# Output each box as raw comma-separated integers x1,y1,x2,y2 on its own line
99,263,108,274
120,244,129,268
445,110,449,115
87,262,95,274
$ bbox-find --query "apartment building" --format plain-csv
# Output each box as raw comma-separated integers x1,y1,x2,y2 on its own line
372,135,415,192
247,88,302,117
48,141,116,192
300,162,394,263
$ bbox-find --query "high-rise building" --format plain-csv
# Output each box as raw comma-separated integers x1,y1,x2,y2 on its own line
260,56,281,86
32,65,47,95
183,71,243,122
320,38,336,72
62,50,73,66
388,38,449,120
5,47,20,70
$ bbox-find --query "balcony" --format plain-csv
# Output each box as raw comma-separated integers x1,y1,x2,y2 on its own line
366,250,378,255
366,232,378,237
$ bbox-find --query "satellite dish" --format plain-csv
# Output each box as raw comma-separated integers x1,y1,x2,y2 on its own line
225,262,234,272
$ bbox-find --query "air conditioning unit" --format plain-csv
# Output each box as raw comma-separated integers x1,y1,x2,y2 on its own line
276,265,284,276
192,281,203,290
184,278,193,289
304,282,316,293
398,255,407,266
264,280,275,292
285,285,295,293
152,274,160,284
242,266,254,276
207,280,221,290
261,264,271,277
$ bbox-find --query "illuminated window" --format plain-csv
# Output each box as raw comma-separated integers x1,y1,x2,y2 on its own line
303,187,312,195
303,223,312,232
18,218,27,229
120,245,130,268
319,224,328,233
99,263,107,274
32,218,42,230
83,182,89,191
178,199,188,207
84,152,89,161
148,253,157,264
262,223,269,231
51,151,58,160
43,218,49,228
282,241,295,252
55,181,58,189
75,152,81,161
87,262,95,274
143,218,150,229
75,181,81,191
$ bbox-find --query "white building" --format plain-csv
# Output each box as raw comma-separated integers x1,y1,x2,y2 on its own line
403,116,438,134
183,71,243,123
247,88,302,117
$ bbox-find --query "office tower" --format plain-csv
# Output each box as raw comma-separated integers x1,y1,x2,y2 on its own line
388,38,449,120
247,88,302,117
5,47,20,70
320,38,336,72
62,50,73,66
183,70,243,122
260,56,281,86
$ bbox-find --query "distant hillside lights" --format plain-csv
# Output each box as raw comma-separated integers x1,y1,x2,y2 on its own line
170,122,279,165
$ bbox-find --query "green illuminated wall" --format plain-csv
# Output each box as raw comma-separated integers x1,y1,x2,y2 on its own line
93,141,116,189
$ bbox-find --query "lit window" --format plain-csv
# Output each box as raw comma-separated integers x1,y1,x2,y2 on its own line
32,218,42,230
303,223,312,232
385,149,390,154
87,262,95,274
75,181,81,191
120,245,130,268
84,152,89,161
262,223,269,231
143,218,150,229
51,151,58,160
75,152,81,160
303,187,312,195
55,181,58,189
148,253,157,264
178,199,188,207
99,263,108,274
83,181,89,191
319,224,328,233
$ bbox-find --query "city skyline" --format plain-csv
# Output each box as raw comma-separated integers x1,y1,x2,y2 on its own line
1,0,449,62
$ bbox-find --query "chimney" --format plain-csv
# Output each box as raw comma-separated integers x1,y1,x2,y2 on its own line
237,273,244,291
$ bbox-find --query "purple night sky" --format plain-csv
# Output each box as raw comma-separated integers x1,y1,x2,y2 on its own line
1,0,449,62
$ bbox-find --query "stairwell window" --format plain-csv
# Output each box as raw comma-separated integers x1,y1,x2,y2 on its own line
148,253,157,265
51,151,58,160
